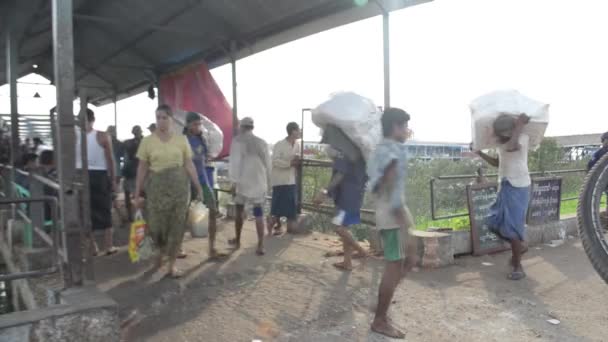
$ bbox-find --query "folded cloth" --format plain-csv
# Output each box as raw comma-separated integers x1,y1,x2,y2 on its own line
487,179,530,241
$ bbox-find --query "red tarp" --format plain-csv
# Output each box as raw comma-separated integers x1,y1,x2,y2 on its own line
159,63,233,158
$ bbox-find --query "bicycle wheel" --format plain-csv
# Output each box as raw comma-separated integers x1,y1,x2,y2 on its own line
578,152,608,283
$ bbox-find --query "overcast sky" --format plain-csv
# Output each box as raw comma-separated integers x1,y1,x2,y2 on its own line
1,0,607,145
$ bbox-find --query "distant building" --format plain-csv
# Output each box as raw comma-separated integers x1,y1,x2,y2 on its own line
302,140,470,160
405,140,469,160
550,133,603,161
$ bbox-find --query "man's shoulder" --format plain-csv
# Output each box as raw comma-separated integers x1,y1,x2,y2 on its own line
253,135,268,147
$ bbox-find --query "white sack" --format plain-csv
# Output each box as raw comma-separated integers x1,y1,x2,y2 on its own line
470,89,549,150
174,110,224,158
312,92,382,161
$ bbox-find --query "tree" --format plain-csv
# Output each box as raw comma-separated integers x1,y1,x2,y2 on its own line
528,138,561,172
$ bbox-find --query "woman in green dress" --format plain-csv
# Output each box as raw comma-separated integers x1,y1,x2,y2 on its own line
134,104,203,278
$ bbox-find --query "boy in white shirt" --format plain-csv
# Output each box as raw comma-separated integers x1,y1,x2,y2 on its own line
474,113,531,280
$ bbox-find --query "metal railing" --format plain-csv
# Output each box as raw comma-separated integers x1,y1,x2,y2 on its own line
0,197,62,282
0,165,66,285
429,168,586,220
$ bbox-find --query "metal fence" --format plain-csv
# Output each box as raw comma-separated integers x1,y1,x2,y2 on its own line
429,168,586,220
0,165,68,287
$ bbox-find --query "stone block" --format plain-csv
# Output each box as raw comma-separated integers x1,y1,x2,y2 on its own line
411,230,454,268
0,286,119,342
450,230,472,255
289,214,312,234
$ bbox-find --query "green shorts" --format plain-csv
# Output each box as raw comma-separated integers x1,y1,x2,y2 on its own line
203,184,214,203
192,184,215,208
380,228,408,262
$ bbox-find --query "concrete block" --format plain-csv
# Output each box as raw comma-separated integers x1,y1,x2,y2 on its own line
0,286,119,342
0,324,31,342
288,214,313,234
451,230,472,255
412,230,454,268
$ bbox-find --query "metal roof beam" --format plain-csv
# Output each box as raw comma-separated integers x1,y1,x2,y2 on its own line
75,0,208,83
73,14,208,39
78,19,157,67
75,60,117,89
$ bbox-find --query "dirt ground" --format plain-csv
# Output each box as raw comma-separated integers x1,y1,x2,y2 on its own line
94,219,608,342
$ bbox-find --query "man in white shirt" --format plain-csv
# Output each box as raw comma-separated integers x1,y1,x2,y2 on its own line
228,117,271,255
269,122,301,235
474,113,531,281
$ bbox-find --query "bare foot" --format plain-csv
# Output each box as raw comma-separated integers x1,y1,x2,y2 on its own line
228,238,240,249
155,255,163,270
105,246,119,256
209,249,229,260
256,248,265,256
167,268,183,279
353,251,368,259
332,261,353,271
176,250,187,259
371,319,405,339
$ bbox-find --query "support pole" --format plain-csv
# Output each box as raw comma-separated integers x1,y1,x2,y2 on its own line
113,96,118,129
382,12,391,109
230,41,238,135
52,0,83,287
6,17,19,191
156,76,162,107
78,89,94,282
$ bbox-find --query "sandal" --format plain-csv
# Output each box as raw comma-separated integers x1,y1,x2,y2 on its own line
105,247,118,256
332,262,353,271
507,271,526,280
167,269,184,279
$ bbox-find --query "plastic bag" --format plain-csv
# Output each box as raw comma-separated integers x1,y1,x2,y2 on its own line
188,201,209,238
128,211,153,263
470,89,549,150
312,92,382,161
199,115,224,159
174,110,224,158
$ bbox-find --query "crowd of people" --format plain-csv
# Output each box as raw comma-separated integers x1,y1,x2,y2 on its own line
4,102,608,339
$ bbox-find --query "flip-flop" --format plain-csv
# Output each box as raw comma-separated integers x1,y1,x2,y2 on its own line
371,323,406,339
176,251,187,259
166,269,184,279
208,251,229,260
507,271,526,280
272,230,283,236
353,252,368,260
332,262,353,271
105,247,118,256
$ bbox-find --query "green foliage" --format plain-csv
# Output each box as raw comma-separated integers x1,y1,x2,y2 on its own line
528,138,562,172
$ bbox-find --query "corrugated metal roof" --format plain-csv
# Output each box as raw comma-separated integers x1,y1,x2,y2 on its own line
0,0,432,106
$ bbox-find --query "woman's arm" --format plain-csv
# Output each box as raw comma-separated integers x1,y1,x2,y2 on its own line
134,160,149,208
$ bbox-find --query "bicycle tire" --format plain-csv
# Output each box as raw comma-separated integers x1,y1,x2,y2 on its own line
577,151,608,283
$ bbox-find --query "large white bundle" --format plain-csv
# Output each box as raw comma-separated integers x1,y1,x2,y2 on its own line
174,110,224,158
199,115,224,159
470,89,549,150
312,92,382,161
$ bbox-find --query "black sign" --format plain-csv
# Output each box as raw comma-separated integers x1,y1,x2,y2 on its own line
527,177,562,225
467,182,510,256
